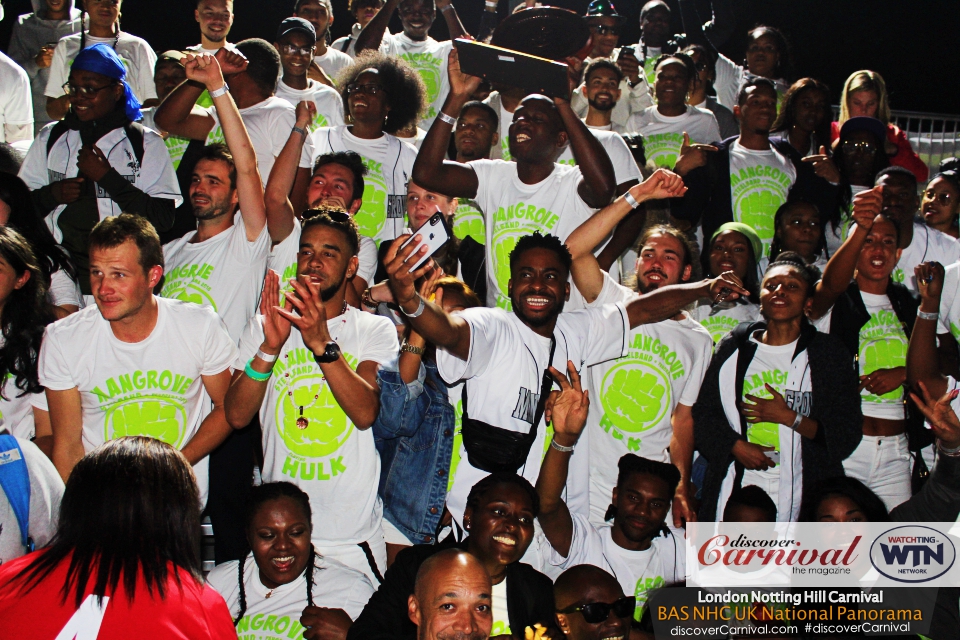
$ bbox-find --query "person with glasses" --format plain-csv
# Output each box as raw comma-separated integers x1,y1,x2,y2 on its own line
224,211,399,586
291,0,351,82
681,44,738,140
822,116,888,257
44,0,158,122
155,40,296,190
274,18,345,132
19,44,180,303
553,565,633,640
293,52,423,251
831,70,928,184
354,0,467,130
922,171,960,239
333,0,385,57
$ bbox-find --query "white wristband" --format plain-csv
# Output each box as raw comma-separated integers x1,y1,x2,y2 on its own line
790,410,803,431
209,84,229,99
917,310,939,322
624,191,640,208
437,111,457,126
256,349,279,363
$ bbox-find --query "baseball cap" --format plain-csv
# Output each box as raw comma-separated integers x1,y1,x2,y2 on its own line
838,116,888,145
277,17,318,43
585,0,621,19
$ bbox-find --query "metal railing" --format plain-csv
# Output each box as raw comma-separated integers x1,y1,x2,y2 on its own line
833,107,960,179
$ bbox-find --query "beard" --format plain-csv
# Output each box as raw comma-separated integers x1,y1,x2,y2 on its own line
320,276,345,302
191,195,233,221
587,95,616,112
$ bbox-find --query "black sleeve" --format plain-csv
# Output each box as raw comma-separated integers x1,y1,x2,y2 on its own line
32,185,62,216
788,157,840,229
98,169,176,232
891,454,960,522
374,241,391,286
692,342,742,463
669,164,711,227
677,0,718,54
346,546,422,640
809,337,862,464
477,10,499,43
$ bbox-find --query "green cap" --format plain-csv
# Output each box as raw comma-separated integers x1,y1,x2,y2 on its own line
711,222,762,261
585,0,621,19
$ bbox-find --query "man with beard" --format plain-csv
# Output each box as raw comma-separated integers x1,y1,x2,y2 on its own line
294,0,353,80
224,212,398,585
580,60,624,133
354,0,468,129
671,78,837,259
414,51,617,310
554,565,634,640
565,194,714,528
408,550,493,640
191,0,234,55
383,184,745,529
265,102,377,308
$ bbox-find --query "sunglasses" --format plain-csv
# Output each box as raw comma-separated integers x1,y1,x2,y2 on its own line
346,82,386,95
280,43,315,56
841,140,878,155
590,25,621,36
558,597,636,624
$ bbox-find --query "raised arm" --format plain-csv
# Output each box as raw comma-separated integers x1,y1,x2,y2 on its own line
411,47,480,198
625,273,747,329
535,362,589,558
186,53,266,241
436,0,469,39
265,102,315,243
808,187,881,320
47,387,84,482
155,48,247,140
567,170,687,303
354,0,398,54
908,262,948,398
385,236,471,360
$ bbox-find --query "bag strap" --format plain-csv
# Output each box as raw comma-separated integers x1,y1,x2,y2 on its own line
529,336,557,442
0,433,33,552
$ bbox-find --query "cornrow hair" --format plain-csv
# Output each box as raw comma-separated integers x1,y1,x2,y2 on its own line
233,548,322,626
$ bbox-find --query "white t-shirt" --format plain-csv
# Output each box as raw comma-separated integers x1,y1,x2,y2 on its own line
937,261,960,343
37,299,238,499
0,437,63,564
236,308,398,545
540,515,684,621
44,32,158,103
207,551,374,633
0,337,48,439
556,128,642,186
469,160,595,309
0,51,33,142
48,269,83,311
712,53,790,113
438,305,630,525
380,33,453,130
890,221,960,294
498,101,514,161
728,141,797,256
267,217,378,290
625,106,721,169
314,47,353,82
275,78,345,132
491,579,511,637
454,198,485,245
690,300,760,344
301,126,418,246
139,107,192,171
206,96,296,188
813,292,907,420
585,272,713,525
161,213,271,342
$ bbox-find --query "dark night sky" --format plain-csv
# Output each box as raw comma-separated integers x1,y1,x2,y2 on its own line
3,0,958,115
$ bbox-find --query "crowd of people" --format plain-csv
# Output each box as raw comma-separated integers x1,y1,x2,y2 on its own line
1,0,960,638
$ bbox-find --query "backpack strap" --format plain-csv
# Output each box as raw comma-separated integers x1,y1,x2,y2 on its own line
123,121,146,167
0,433,33,553
45,120,72,157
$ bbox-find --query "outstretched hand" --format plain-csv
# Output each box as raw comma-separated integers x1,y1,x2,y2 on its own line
385,234,438,310
447,46,482,99
909,380,960,449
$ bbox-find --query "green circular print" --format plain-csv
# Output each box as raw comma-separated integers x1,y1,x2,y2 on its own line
599,360,671,433
105,395,188,448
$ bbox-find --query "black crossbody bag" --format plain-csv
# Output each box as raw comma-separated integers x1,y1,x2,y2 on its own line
460,337,556,474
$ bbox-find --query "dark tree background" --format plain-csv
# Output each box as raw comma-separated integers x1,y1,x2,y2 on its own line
3,0,958,115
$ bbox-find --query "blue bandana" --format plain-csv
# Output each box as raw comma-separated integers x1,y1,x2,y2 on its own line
72,44,142,122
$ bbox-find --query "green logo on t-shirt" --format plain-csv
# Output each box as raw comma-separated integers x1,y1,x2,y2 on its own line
235,613,306,638
634,574,665,621
354,156,391,239
859,310,907,403
161,262,218,310
309,112,331,133
700,315,741,344
644,132,684,169
491,202,560,309
730,166,792,255
743,368,788,450
274,348,358,481
599,333,686,451
92,370,194,448
164,135,191,170
500,135,512,161
400,52,443,120
454,199,485,245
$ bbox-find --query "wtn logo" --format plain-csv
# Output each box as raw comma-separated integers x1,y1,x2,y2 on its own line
870,526,957,583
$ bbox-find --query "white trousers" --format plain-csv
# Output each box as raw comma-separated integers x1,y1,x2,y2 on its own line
842,433,912,512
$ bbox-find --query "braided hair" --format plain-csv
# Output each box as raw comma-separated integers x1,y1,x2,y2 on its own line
233,482,320,626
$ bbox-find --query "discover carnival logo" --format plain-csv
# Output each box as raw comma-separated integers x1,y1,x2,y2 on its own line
869,526,956,583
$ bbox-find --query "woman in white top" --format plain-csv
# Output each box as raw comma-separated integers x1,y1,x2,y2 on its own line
0,173,80,314
207,481,374,637
0,228,57,447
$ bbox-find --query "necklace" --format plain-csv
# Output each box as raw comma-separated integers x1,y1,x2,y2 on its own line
293,300,349,430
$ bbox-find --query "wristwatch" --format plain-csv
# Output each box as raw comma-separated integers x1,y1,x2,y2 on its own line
314,341,341,364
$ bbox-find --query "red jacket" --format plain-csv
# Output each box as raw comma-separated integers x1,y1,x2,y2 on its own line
0,552,238,639
831,120,929,182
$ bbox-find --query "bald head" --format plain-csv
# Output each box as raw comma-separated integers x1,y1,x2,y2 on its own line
555,566,631,640
410,549,493,640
